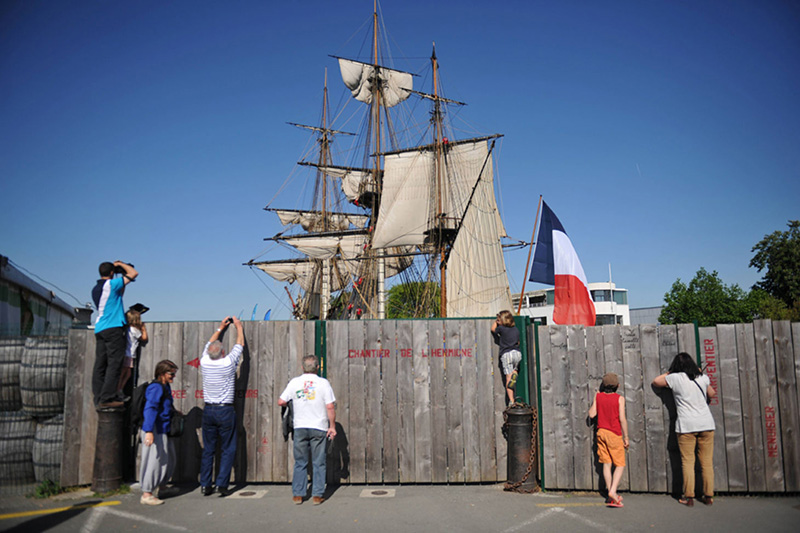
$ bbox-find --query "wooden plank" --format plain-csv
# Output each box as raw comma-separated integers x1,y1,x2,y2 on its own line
286,321,307,481
736,322,766,491
698,326,728,493
445,320,465,483
163,323,185,482
717,324,746,491
412,320,432,483
239,321,258,483
460,320,480,482
177,322,200,484
476,319,497,482
381,320,399,483
550,325,574,489
493,320,507,482
753,320,785,492
79,332,98,485
602,325,626,491
538,325,555,488
60,329,87,486
271,321,290,482
621,325,646,492
396,320,415,483
567,325,592,490
657,325,680,496
347,320,366,483
677,323,697,360
364,320,383,483
640,324,667,493
428,320,447,483
772,321,799,491
255,321,274,481
327,320,349,485
585,326,605,491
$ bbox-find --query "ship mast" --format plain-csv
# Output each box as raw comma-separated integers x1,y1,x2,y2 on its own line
319,69,331,318
372,1,386,319
431,43,448,317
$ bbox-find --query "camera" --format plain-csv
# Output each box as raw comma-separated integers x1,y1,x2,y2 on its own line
113,262,134,274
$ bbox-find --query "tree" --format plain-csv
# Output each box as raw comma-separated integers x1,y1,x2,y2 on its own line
750,220,800,309
386,282,440,319
659,268,756,326
749,289,800,322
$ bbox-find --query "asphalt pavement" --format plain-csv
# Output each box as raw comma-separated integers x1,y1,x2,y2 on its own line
1,483,798,533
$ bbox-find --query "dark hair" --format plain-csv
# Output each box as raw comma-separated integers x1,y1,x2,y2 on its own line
668,352,702,380
99,262,114,277
600,383,618,393
154,359,178,380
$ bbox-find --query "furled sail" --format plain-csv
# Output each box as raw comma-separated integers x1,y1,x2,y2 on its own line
282,233,368,261
272,209,369,232
338,58,413,108
253,259,351,293
300,162,375,203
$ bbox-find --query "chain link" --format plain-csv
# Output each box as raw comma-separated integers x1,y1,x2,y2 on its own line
502,403,540,493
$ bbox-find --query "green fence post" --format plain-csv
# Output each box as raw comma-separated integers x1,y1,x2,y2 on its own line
514,315,531,405
316,320,327,378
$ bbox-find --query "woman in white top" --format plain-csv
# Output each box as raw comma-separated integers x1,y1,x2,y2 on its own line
117,309,147,400
653,352,716,507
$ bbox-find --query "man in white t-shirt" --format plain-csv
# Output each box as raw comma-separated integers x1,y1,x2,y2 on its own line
278,355,336,505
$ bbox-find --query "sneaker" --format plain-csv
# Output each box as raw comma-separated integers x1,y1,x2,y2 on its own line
312,496,324,505
97,401,124,410
140,495,164,506
507,371,518,390
293,496,303,505
201,486,215,496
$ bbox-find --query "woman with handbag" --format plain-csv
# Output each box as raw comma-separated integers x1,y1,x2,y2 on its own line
653,352,717,507
139,359,178,505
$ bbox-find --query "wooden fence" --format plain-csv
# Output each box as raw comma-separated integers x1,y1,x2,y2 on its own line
61,319,511,486
534,320,800,493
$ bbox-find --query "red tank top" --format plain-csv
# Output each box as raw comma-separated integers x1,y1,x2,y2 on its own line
596,392,622,435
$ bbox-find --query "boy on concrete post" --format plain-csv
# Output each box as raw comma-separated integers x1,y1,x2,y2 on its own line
278,355,336,505
199,316,244,497
92,260,138,409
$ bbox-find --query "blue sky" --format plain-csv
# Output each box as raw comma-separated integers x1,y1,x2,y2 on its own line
1,1,798,322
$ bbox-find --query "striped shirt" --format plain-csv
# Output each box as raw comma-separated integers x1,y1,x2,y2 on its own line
200,342,243,404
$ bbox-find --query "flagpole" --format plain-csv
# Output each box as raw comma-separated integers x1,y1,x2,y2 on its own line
517,195,543,315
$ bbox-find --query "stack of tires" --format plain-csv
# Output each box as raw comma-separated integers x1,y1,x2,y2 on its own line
0,337,67,490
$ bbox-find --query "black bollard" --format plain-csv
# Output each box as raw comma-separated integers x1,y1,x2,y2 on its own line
92,408,124,493
506,405,538,491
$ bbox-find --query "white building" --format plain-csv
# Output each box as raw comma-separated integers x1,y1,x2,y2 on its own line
512,282,630,326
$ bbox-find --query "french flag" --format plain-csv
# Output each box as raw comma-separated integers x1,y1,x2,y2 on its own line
529,201,596,327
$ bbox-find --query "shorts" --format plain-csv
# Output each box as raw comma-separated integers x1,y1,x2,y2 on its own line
501,349,521,375
123,356,135,369
597,428,625,467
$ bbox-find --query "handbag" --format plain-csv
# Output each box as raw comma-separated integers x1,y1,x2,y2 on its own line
169,410,185,438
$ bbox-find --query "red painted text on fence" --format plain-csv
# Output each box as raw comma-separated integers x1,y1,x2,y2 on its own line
765,406,778,458
703,339,719,406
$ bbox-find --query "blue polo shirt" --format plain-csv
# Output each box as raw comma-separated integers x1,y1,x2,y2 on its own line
92,277,126,333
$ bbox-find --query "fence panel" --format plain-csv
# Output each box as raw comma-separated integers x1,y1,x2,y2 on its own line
381,320,399,484
622,325,647,492
460,320,481,482
717,324,746,491
753,320,785,492
396,320,415,483
585,326,604,491
568,325,591,490
445,320,465,483
364,320,383,483
699,327,729,493
773,321,800,492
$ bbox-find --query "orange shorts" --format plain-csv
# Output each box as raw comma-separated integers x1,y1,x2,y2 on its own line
597,428,626,467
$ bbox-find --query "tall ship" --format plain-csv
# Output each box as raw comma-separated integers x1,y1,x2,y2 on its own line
246,6,513,320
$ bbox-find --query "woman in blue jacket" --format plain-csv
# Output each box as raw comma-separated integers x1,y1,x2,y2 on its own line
139,359,178,505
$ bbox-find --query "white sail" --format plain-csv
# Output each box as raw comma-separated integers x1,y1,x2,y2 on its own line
338,58,413,108
316,165,373,203
273,209,368,232
254,260,352,293
283,233,368,261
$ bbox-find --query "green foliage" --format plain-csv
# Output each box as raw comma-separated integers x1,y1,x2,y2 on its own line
93,483,131,498
659,268,756,326
29,479,63,499
750,220,800,309
749,289,800,321
386,282,440,319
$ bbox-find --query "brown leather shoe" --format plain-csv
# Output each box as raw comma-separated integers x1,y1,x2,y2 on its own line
293,496,303,505
312,496,324,505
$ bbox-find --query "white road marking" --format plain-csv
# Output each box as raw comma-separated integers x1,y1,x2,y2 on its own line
504,506,618,533
81,506,188,532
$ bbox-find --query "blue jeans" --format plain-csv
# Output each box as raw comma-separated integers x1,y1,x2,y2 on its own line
292,428,327,498
200,404,237,488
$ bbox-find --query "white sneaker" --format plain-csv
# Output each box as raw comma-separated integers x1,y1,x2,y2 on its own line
140,495,164,506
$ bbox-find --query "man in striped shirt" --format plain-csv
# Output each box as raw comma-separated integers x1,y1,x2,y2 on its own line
199,316,243,497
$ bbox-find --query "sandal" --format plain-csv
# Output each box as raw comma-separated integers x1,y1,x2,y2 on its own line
606,495,623,508
678,497,694,507
698,495,713,506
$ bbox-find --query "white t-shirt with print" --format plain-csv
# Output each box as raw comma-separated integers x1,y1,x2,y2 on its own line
280,373,336,432
665,372,715,434
125,327,142,359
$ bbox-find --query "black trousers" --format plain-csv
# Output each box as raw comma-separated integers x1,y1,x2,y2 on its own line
93,327,126,404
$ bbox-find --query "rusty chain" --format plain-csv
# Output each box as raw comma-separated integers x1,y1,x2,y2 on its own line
502,403,540,493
